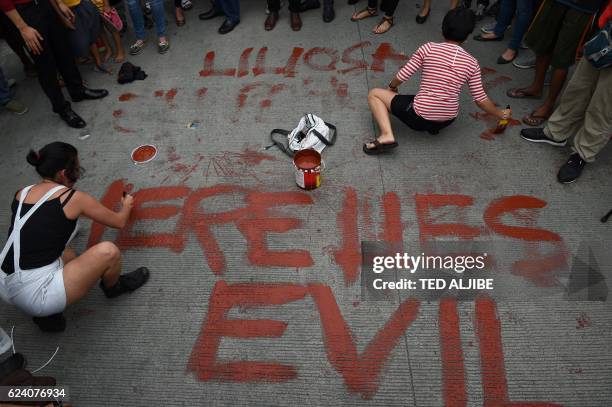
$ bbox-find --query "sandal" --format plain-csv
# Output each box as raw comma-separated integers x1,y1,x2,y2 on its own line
473,33,503,41
158,40,170,54
363,139,398,155
522,111,550,127
351,7,377,21
176,17,186,26
373,15,393,34
506,87,540,99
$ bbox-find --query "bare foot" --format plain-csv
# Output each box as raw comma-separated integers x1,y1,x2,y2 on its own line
114,52,125,63
501,48,517,60
103,48,113,63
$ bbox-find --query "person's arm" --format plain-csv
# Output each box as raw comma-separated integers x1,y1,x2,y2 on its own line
3,8,44,54
54,0,75,24
74,191,134,229
389,43,429,92
468,66,510,120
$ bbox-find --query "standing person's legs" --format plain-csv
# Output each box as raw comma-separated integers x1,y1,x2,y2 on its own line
149,0,167,38
218,0,240,23
267,0,281,12
571,64,612,162
17,3,69,113
543,58,598,142
288,0,302,12
0,67,10,105
0,16,35,75
380,0,399,16
126,0,147,40
492,0,515,38
509,0,534,50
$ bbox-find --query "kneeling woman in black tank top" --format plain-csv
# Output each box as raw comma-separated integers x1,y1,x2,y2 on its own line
0,142,150,332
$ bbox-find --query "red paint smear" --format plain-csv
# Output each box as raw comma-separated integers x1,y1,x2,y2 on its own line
332,188,360,286
112,109,123,118
237,192,314,268
512,242,567,287
114,125,136,134
310,284,420,399
484,196,561,241
238,47,254,77
200,51,236,77
270,84,285,95
237,83,263,108
252,47,270,77
341,41,371,74
87,180,132,247
165,88,178,102
188,281,308,382
260,99,272,108
414,194,480,241
280,47,305,77
118,92,138,101
167,146,180,162
330,77,348,98
303,47,339,72
485,75,512,91
196,87,208,98
440,298,467,407
576,313,590,329
117,187,190,250
476,298,562,407
132,145,157,163
481,66,497,75
154,90,164,97
303,78,313,85
235,148,276,165
178,185,250,274
370,43,409,72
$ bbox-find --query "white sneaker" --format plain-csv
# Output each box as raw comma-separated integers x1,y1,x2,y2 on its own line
480,21,496,33
513,54,536,69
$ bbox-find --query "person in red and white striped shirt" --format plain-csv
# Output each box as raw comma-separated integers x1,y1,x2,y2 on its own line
364,7,511,154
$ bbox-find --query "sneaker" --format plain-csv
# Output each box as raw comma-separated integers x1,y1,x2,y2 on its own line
32,313,66,332
475,3,486,19
158,40,170,54
181,0,192,10
520,39,529,50
513,54,536,69
3,99,28,115
558,153,586,184
144,1,151,14
100,267,150,298
520,128,567,146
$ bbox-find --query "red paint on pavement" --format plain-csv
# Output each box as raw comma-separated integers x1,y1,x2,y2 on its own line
118,92,138,101
440,298,467,407
415,194,481,241
332,188,360,286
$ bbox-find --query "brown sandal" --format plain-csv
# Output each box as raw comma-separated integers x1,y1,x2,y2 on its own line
373,15,393,34
351,7,378,21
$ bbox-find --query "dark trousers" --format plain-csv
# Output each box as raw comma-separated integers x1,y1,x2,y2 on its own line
213,0,240,23
0,13,33,69
268,0,301,12
368,0,399,16
16,0,83,112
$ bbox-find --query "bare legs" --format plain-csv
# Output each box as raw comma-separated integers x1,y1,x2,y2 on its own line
366,88,397,149
62,242,122,305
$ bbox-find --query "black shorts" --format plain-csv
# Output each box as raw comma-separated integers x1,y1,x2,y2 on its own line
390,95,455,134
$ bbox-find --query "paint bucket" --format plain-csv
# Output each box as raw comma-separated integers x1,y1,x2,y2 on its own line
131,144,158,165
293,149,323,190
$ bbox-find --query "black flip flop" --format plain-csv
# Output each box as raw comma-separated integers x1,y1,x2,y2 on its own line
363,140,398,155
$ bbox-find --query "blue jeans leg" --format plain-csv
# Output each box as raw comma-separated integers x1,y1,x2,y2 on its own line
126,0,146,40
508,0,534,51
149,0,167,38
493,0,516,38
217,0,240,23
0,67,10,105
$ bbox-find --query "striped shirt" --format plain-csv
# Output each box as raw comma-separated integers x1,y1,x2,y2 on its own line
396,42,489,122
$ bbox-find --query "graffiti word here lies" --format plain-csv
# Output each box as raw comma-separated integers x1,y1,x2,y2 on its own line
87,181,565,405
200,42,409,79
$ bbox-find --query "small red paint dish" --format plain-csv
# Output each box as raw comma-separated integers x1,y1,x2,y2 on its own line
131,144,158,164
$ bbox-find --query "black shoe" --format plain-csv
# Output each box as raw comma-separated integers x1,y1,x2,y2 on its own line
520,128,567,146
32,313,66,332
558,153,586,184
218,18,239,34
58,106,86,128
0,353,26,381
415,11,429,24
71,88,109,102
323,4,335,22
100,267,150,298
199,7,222,20
299,0,320,11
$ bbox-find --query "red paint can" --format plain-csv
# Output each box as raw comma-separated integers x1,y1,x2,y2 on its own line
293,149,322,190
